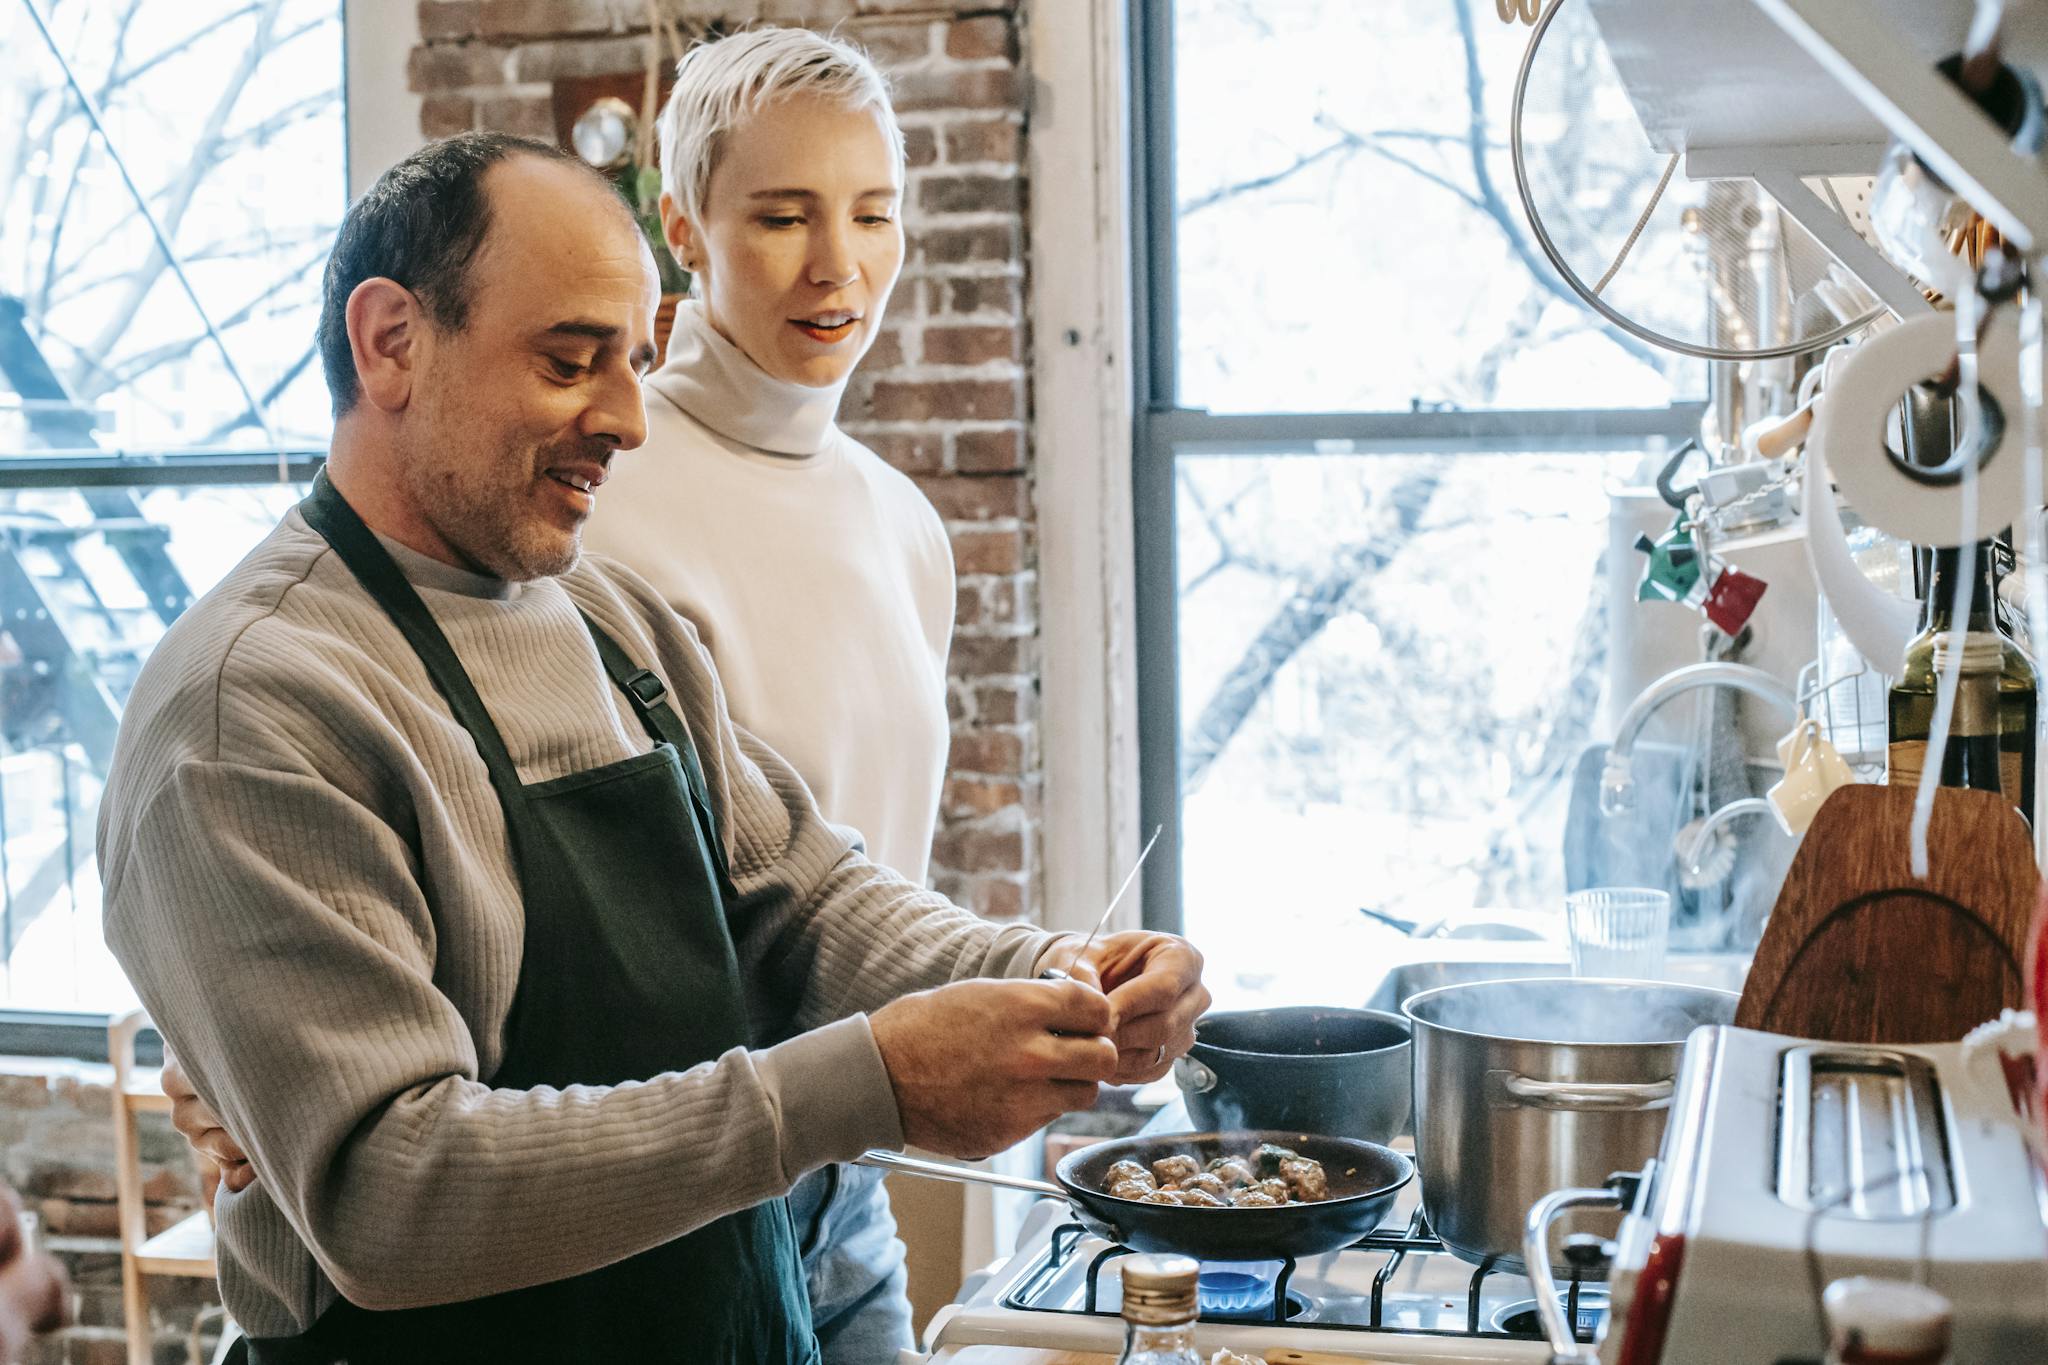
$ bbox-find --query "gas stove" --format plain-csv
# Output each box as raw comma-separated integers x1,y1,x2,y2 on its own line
923,1178,1599,1361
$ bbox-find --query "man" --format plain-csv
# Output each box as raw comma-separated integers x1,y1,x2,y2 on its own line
98,132,1206,1363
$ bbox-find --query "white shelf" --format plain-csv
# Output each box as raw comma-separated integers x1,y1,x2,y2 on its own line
1586,0,2039,176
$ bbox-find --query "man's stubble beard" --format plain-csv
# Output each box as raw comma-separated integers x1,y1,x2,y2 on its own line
396,428,582,582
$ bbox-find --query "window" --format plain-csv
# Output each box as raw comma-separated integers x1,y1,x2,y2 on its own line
0,1,343,1022
1135,0,1706,1009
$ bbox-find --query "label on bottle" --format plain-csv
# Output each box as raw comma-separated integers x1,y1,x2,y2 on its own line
1887,740,2026,804
1889,741,1926,787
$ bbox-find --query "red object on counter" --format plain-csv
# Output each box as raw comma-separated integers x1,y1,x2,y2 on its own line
1701,564,1767,636
1614,1232,1685,1365
2031,878,2048,1165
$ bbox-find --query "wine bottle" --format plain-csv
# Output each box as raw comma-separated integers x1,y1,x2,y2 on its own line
1115,1254,1203,1365
1887,540,2038,821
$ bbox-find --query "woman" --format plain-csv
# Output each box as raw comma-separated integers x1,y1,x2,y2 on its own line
174,27,944,1361
591,28,943,1359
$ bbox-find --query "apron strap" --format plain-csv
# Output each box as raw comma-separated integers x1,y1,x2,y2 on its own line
578,615,734,890
298,470,528,805
578,616,697,760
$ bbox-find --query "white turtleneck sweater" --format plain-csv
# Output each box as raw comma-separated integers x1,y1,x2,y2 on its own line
584,301,954,883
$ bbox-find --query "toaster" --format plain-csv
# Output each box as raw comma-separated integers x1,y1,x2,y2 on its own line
1528,1023,2048,1364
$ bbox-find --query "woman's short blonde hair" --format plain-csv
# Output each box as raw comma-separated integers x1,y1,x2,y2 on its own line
657,28,906,228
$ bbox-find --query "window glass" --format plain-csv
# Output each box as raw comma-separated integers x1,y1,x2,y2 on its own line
1174,449,1639,1009
0,1,345,459
1172,0,1704,412
0,1,343,1012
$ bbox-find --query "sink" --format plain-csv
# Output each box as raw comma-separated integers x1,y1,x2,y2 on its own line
1361,952,1750,1015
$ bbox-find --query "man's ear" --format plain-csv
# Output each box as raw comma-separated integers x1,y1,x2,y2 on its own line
346,277,422,412
660,193,701,275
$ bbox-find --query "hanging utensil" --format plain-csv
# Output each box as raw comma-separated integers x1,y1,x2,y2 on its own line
1040,825,1162,981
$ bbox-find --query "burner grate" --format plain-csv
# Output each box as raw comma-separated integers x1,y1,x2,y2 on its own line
1009,1208,1599,1343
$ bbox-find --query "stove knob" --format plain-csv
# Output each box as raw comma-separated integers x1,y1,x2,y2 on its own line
1561,1233,1614,1280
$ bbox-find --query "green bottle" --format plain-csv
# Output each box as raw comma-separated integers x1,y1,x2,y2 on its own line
1886,540,2038,822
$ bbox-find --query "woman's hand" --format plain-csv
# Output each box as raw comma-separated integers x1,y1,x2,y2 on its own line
162,1050,256,1194
0,1183,66,1363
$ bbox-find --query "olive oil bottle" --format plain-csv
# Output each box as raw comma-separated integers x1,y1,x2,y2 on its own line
1114,1255,1202,1365
1886,540,2038,822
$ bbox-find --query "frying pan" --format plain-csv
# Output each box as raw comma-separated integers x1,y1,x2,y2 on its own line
856,1128,1412,1261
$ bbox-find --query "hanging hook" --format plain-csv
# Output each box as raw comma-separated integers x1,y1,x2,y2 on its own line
1655,439,1703,509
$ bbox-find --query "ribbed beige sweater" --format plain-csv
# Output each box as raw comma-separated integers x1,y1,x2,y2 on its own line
96,508,1056,1336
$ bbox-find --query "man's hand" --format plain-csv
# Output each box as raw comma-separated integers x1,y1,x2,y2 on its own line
0,1184,67,1363
161,1050,256,1195
1040,930,1209,1084
871,978,1121,1159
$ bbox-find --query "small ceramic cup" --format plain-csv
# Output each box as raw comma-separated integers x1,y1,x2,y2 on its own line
1768,718,1857,836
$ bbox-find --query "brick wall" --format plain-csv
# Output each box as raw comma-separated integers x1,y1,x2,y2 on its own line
5,1060,215,1365
411,0,1042,924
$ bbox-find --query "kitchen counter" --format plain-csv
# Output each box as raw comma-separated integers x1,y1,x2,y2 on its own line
929,1349,1420,1363
928,1352,1107,1363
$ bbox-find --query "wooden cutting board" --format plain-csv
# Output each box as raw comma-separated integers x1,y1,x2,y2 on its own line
1736,783,2039,1043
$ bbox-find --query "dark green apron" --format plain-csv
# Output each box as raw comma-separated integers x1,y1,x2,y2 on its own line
235,472,816,1363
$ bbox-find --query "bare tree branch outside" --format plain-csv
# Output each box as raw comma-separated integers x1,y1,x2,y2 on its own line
1166,0,1701,1002
1,0,342,453
0,0,344,1011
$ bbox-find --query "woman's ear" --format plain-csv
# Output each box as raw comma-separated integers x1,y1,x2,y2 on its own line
660,193,701,275
346,277,421,413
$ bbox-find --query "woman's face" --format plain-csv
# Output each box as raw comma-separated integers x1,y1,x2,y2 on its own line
663,94,904,389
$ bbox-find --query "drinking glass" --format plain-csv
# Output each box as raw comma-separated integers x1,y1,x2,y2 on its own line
1565,887,1671,979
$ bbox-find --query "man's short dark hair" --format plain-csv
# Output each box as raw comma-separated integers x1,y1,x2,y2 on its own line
316,132,624,417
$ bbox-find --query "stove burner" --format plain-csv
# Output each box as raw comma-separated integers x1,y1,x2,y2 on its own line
1489,1290,1609,1342
1196,1271,1311,1322
1197,1270,1272,1315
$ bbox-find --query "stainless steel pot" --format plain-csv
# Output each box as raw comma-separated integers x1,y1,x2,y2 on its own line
1402,977,1736,1272
1173,1006,1411,1142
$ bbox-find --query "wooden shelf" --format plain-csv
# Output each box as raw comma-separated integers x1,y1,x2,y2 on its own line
133,1211,215,1277
119,1067,170,1115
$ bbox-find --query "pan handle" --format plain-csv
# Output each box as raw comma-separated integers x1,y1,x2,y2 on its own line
1172,1056,1218,1093
854,1149,1064,1199
1524,1184,1623,1365
1495,1071,1673,1112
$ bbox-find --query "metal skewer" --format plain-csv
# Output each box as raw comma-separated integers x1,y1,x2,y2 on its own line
1039,825,1162,981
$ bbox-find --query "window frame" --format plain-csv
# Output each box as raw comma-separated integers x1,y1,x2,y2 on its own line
1128,0,1705,933
0,0,355,1054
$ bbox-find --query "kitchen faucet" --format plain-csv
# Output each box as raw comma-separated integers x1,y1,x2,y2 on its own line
1599,662,1801,818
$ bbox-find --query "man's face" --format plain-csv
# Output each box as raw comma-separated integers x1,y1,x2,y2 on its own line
400,157,659,580
686,94,904,389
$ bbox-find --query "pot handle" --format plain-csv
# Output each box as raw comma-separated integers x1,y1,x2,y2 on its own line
1524,1184,1623,1365
1495,1071,1674,1112
1172,1055,1218,1094
854,1150,1064,1199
